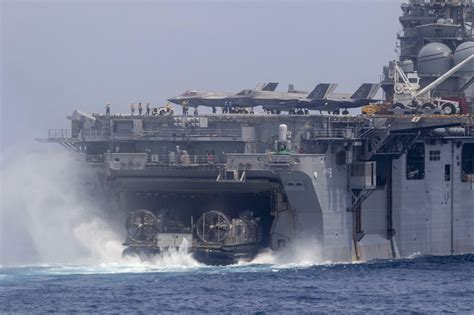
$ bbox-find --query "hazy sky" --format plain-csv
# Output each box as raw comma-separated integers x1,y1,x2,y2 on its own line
1,0,402,150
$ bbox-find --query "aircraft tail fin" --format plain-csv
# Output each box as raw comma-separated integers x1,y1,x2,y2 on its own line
350,83,381,100
262,82,279,91
307,83,337,99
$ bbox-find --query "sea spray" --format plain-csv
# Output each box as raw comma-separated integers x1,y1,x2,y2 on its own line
245,239,329,268
34,238,202,275
128,237,201,270
0,148,123,265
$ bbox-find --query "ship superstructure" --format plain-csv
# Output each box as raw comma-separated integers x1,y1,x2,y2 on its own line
382,0,474,112
40,0,474,265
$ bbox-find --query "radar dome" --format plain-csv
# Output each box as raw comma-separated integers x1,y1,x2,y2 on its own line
453,41,474,74
417,42,453,75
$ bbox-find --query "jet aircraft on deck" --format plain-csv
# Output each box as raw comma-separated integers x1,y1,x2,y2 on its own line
168,82,380,115
300,83,381,114
249,83,337,114
167,82,279,114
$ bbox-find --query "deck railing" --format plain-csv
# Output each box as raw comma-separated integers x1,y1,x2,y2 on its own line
307,128,355,139
136,128,242,138
81,153,301,167
48,128,241,140
47,129,109,140
81,129,110,139
48,129,72,139
146,154,225,166
85,154,105,165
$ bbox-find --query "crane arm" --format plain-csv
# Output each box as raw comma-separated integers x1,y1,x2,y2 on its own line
394,62,418,97
416,54,474,98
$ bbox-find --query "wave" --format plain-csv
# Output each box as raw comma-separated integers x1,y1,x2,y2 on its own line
0,245,330,276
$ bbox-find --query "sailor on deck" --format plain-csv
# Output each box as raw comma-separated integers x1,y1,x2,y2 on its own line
130,103,136,116
146,103,151,116
207,152,215,164
182,100,189,115
138,102,143,116
105,103,111,117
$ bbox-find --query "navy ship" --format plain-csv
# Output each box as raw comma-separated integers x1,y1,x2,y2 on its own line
41,0,474,265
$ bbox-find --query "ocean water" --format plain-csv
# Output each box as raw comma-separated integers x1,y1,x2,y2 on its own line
1,254,473,314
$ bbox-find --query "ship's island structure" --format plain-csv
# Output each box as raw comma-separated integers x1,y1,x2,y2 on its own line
41,0,474,265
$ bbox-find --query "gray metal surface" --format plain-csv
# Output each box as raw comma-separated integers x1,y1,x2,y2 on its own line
43,111,474,263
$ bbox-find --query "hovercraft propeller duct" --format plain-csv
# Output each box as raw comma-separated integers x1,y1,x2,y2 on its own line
126,209,161,242
195,210,230,244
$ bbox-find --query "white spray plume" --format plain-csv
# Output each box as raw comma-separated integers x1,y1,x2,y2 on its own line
248,239,328,268
0,147,203,269
119,238,201,271
0,148,123,265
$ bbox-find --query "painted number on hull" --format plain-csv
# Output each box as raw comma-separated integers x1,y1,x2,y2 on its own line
323,167,333,178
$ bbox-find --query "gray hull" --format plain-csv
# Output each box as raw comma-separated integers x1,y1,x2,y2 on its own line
41,113,474,263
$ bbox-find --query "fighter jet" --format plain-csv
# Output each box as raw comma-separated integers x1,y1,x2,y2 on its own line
301,83,381,113
167,82,279,114
229,83,337,114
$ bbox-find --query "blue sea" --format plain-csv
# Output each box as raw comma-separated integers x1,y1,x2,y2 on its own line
1,254,473,314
